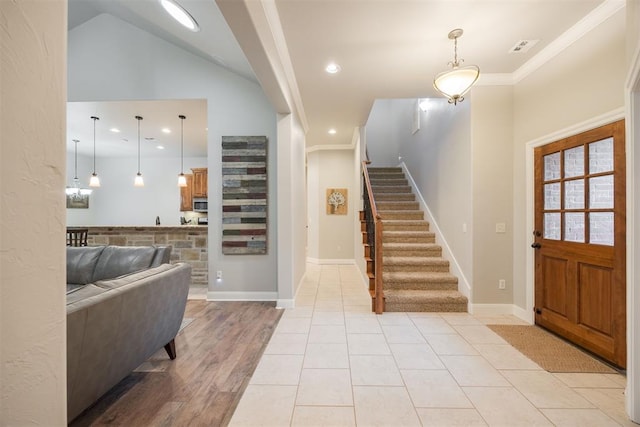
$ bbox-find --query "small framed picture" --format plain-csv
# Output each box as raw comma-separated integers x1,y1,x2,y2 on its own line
326,188,348,215
66,194,89,209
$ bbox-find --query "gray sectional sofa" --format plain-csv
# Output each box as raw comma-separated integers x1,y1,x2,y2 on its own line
66,245,191,421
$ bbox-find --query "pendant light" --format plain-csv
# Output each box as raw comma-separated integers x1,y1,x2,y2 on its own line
134,115,144,187
433,28,480,105
66,139,92,196
89,116,100,187
178,114,187,187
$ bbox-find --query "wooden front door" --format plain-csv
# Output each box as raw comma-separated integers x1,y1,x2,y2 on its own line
533,120,626,368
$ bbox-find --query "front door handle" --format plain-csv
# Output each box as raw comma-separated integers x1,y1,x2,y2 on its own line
531,242,541,249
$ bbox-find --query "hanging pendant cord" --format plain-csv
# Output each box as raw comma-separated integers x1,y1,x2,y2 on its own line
135,116,143,174
179,115,186,174
73,139,78,180
91,116,99,174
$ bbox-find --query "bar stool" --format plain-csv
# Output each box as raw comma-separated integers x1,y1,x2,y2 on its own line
67,228,88,247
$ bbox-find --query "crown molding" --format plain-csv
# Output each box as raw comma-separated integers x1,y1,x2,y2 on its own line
478,0,625,87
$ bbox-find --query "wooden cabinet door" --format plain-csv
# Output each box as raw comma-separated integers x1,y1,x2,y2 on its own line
180,174,193,211
533,120,626,368
192,168,207,197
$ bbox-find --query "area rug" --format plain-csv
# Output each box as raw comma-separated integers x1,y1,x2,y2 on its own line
488,324,616,373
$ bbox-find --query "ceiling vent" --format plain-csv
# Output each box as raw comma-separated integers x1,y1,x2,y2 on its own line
508,39,539,54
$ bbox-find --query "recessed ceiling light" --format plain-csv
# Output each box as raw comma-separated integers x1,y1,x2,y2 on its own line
159,0,200,32
110,128,120,133
157,145,165,150
162,128,171,134
328,129,337,135
325,63,341,74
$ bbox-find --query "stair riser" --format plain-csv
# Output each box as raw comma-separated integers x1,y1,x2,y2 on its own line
372,186,411,193
375,194,415,201
376,203,420,211
383,248,442,257
382,223,429,231
384,235,435,243
383,280,458,291
383,264,449,273
379,212,424,220
370,179,408,186
385,302,467,312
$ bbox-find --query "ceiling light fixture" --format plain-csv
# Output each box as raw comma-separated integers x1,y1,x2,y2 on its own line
159,0,200,32
134,115,144,187
110,128,120,133
433,29,480,105
328,129,337,135
178,114,187,187
66,139,92,196
325,63,341,74
162,128,171,134
89,116,100,187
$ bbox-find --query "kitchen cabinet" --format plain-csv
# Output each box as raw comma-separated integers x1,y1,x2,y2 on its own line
192,168,207,197
180,174,193,212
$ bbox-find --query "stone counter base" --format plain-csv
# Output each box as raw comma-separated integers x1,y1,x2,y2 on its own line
85,226,208,285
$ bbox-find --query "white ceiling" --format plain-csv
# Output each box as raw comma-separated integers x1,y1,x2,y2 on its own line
67,99,208,158
68,0,624,149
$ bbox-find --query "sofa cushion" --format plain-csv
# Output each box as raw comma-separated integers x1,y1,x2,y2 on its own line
67,246,106,285
95,263,177,290
66,284,108,305
150,245,172,267
92,246,157,282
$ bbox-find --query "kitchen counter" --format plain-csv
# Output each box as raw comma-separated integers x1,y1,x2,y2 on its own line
80,225,208,285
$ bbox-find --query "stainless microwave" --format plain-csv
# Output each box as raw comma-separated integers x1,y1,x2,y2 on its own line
193,198,208,212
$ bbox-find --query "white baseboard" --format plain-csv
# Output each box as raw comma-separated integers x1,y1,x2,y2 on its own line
207,291,278,301
470,303,533,324
306,257,355,265
276,299,295,309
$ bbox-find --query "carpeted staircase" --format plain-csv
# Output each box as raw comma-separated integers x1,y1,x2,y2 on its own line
367,167,468,312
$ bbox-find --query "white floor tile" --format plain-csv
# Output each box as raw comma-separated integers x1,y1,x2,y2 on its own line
389,343,444,370
402,370,472,408
275,317,311,334
553,372,625,389
474,343,541,370
345,317,383,334
296,368,353,406
308,324,347,344
311,310,345,325
264,333,308,355
412,317,457,335
541,408,621,426
441,355,510,387
350,354,403,386
502,370,594,409
453,325,507,344
229,385,297,426
416,408,487,426
353,386,421,426
464,386,553,426
303,343,349,369
423,333,478,355
250,354,303,385
347,333,391,355
291,406,356,426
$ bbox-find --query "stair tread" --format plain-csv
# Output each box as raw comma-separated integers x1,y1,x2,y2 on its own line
383,256,449,265
384,289,468,302
381,219,428,224
383,242,440,248
383,271,458,281
384,231,435,235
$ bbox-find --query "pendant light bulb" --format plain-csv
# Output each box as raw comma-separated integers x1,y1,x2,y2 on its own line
89,116,101,187
135,115,144,187
178,114,187,187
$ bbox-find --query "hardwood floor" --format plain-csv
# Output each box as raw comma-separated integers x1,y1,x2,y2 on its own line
70,300,283,427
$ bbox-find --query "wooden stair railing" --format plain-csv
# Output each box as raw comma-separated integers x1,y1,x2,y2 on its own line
361,161,384,314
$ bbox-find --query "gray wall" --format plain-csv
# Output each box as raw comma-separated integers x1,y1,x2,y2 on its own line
68,13,278,296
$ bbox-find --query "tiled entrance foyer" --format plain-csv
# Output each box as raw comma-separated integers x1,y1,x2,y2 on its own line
230,264,631,426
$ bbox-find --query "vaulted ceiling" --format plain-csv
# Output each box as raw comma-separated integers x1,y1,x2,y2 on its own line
69,0,625,148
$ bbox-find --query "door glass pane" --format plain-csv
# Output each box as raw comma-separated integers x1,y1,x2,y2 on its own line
590,212,614,246
589,137,614,174
565,213,585,242
564,179,584,209
589,175,614,209
544,152,561,181
544,213,561,240
544,183,560,210
564,146,584,178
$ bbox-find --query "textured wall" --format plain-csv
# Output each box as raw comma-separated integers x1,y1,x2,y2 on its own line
1,0,68,424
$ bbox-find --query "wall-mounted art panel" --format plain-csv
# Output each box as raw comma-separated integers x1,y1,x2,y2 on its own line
221,136,268,255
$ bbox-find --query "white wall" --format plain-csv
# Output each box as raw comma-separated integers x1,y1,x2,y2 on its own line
66,154,206,226
276,113,307,306
68,13,278,295
396,98,473,282
307,149,356,261
470,86,514,304
364,100,400,166
1,0,67,424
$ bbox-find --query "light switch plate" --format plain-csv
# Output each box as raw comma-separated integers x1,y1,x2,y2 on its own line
495,223,506,233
